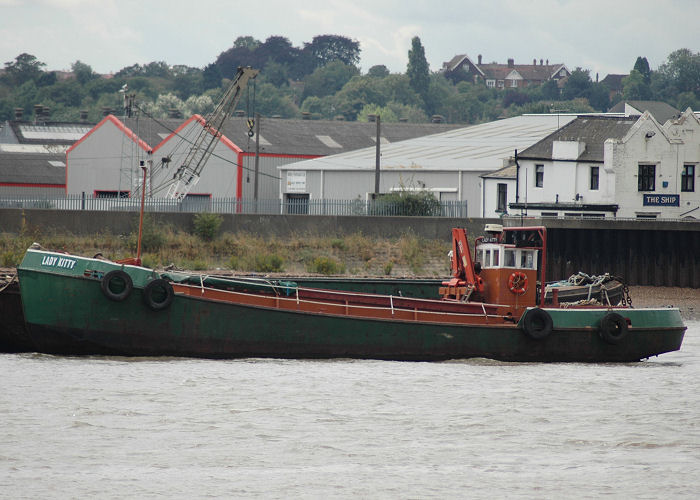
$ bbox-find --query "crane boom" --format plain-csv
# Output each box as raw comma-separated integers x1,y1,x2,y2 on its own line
166,66,259,200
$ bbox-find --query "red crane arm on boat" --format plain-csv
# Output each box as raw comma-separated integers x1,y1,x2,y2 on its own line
448,228,484,293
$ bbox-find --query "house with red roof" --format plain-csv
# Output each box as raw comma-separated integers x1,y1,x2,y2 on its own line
442,54,570,89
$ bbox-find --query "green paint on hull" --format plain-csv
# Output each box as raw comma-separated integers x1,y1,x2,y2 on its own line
18,249,686,361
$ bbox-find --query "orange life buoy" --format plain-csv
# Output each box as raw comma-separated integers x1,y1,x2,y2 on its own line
508,271,528,295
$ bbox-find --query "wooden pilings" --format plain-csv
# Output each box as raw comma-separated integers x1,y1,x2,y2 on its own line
545,226,700,288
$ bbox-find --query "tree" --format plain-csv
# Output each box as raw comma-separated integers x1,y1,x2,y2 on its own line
305,35,360,68
256,36,300,68
331,75,387,120
357,103,398,122
622,70,652,100
302,61,359,100
202,63,223,90
71,60,97,85
657,48,700,94
633,56,651,84
260,61,291,87
2,53,45,86
561,67,592,100
367,65,390,78
233,36,261,50
583,82,611,111
406,37,430,105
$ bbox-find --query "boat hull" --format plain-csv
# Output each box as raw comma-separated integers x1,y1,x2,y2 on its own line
18,251,686,362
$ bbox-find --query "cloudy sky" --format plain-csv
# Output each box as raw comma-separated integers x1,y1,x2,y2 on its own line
1,0,697,78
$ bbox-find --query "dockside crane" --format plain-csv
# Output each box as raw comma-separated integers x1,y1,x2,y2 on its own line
164,66,259,200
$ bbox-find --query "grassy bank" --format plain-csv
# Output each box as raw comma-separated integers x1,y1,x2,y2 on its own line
0,216,451,277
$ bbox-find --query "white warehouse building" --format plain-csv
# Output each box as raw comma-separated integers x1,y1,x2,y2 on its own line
277,114,576,217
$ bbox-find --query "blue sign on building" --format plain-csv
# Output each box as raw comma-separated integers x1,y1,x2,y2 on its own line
643,194,680,206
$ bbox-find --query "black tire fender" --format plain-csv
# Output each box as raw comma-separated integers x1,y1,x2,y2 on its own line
522,307,553,340
142,278,174,311
599,312,629,345
100,269,133,302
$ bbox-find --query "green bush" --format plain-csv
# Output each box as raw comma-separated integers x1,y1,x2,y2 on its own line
193,213,223,241
254,254,284,273
131,215,166,252
1,250,21,267
373,190,441,216
383,261,393,275
307,256,344,275
330,238,346,250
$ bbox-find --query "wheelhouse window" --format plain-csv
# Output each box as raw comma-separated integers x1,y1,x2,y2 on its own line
496,183,507,212
682,164,695,192
638,164,656,191
535,164,544,188
590,166,599,190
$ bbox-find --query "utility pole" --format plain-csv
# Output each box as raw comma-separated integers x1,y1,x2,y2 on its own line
254,112,260,210
374,115,381,195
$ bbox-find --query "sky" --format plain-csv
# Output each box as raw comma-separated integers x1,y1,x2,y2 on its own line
1,0,698,79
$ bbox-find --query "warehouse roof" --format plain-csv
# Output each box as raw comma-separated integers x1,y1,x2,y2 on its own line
0,144,66,185
278,114,578,172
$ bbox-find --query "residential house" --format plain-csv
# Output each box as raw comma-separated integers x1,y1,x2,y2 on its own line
600,74,627,100
442,54,570,89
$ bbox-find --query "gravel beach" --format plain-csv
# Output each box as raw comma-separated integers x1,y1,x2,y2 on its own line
628,286,699,320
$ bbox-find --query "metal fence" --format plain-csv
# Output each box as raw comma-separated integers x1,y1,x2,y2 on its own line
0,195,469,218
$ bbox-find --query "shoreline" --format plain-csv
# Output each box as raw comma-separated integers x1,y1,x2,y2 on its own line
627,286,698,320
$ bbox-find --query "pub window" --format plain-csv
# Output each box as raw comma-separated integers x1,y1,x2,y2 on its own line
590,166,599,190
496,183,507,212
681,164,695,192
535,164,544,188
638,164,656,192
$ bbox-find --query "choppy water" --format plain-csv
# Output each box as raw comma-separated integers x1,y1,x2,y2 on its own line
1,322,699,499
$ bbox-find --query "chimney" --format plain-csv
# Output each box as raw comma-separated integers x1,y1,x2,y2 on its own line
431,114,445,124
540,59,543,66
399,118,408,123
33,104,43,117
478,54,482,65
367,114,376,122
167,108,181,119
508,58,514,68
234,110,245,117
546,59,549,65
302,111,311,120
14,108,23,120
42,107,50,119
80,110,88,122
533,59,536,65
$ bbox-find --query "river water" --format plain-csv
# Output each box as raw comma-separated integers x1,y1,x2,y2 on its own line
2,321,699,499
